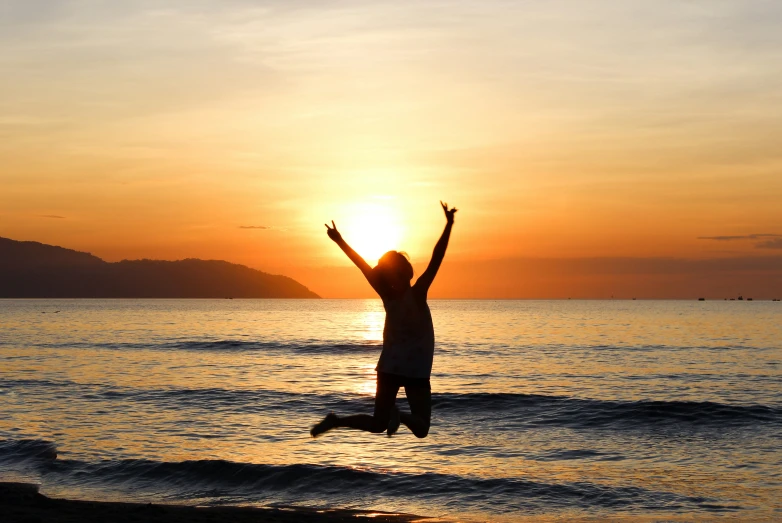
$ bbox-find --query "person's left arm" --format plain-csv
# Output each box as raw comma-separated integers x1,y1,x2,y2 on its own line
414,201,457,295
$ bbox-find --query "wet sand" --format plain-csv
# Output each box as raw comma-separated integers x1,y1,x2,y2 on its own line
0,482,432,523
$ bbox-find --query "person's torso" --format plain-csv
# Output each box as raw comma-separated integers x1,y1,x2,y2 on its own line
375,287,435,378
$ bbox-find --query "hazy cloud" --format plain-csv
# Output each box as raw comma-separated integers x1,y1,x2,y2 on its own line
239,225,271,229
756,238,782,249
698,233,781,241
40,214,65,219
698,233,782,250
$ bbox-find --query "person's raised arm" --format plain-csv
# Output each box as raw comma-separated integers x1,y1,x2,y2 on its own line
325,220,384,294
415,201,457,294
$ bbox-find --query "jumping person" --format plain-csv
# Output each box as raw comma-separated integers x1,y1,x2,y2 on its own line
310,201,457,438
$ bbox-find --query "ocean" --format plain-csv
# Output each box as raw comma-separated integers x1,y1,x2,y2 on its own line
1,299,780,521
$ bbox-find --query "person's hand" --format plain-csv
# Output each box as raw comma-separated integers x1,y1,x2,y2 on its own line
325,220,343,242
440,201,457,224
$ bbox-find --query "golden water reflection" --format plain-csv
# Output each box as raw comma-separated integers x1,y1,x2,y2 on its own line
1,299,780,521
359,310,384,343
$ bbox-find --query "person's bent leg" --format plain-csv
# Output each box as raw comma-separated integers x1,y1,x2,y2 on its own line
401,383,431,438
310,373,398,436
310,412,339,437
336,374,399,432
332,414,385,433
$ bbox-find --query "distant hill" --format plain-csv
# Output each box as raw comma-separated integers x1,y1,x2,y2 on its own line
0,237,319,298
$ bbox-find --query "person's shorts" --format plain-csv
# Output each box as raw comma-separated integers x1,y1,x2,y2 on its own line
378,371,431,390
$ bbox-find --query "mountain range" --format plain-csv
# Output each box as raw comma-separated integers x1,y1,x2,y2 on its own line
0,237,319,298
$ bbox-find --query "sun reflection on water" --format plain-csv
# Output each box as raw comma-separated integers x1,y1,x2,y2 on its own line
360,310,384,343
357,364,378,396
355,307,384,395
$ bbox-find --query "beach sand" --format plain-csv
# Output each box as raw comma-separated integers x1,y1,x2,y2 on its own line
0,482,433,523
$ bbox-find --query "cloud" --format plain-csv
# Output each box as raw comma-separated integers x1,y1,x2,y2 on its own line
756,238,782,249
40,214,65,219
698,233,782,250
698,233,781,241
239,225,271,229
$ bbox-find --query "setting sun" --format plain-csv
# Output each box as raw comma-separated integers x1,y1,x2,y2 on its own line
338,202,403,266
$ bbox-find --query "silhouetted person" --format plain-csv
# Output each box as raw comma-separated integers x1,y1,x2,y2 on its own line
311,201,457,438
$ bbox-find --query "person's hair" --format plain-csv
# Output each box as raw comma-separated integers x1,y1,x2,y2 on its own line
377,250,414,281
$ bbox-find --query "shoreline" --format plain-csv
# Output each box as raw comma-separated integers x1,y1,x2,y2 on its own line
0,482,434,523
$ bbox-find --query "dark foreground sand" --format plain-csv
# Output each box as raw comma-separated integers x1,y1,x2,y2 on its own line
0,482,435,523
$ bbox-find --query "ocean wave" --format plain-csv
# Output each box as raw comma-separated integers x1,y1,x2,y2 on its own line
12,387,782,438
7,452,734,513
3,375,780,430
0,438,58,462
159,339,383,355
16,338,775,359
432,393,782,428
24,339,383,355
125,387,775,430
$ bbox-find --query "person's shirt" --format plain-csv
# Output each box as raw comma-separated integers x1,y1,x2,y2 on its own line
375,285,435,379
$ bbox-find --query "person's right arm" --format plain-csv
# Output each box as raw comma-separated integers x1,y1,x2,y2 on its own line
325,221,385,295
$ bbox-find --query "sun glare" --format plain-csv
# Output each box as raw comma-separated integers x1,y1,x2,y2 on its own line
342,202,402,266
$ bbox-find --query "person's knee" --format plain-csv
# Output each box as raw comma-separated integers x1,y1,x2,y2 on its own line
412,423,430,438
369,417,388,433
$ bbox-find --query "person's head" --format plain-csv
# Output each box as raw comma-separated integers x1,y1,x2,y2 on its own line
375,250,413,289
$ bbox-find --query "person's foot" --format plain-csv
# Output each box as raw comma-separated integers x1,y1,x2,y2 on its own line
387,406,400,437
310,412,339,437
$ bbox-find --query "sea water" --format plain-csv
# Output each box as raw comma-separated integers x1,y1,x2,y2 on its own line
0,299,780,521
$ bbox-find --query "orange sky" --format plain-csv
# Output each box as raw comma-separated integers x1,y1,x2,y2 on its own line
1,1,781,297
